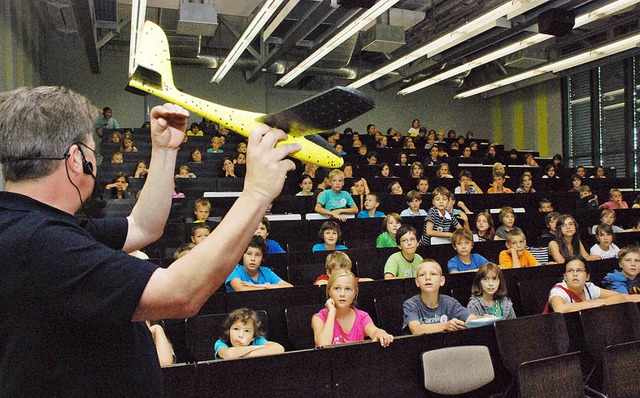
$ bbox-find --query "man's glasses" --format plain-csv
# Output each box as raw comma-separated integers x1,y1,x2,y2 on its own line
76,142,104,166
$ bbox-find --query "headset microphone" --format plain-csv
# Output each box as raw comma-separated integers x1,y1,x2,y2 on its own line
88,172,107,209
77,146,107,209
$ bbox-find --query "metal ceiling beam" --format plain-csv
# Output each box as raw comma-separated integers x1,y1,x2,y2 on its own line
245,0,336,82
71,0,100,73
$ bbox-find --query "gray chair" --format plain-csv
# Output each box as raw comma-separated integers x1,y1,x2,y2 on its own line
422,345,495,395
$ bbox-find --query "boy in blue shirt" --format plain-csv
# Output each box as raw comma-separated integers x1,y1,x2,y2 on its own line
225,236,293,292
447,228,488,273
357,193,385,218
315,169,358,222
400,190,427,217
602,246,640,297
254,216,285,253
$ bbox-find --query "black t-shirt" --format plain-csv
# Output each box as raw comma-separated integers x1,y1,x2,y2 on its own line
0,192,161,397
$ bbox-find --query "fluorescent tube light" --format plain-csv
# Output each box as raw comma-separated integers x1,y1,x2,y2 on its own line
211,0,285,83
348,0,549,89
455,32,640,98
275,0,400,87
399,0,640,95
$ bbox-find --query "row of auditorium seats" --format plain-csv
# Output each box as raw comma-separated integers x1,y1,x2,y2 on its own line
139,209,640,259
162,272,640,397
161,258,620,359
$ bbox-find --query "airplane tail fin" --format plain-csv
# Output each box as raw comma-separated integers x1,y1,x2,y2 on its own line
127,21,176,94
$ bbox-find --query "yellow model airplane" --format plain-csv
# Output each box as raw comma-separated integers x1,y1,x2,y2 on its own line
127,21,375,168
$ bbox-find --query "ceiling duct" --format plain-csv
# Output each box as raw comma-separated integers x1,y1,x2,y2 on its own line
45,0,79,33
361,23,405,53
177,2,218,36
504,49,548,69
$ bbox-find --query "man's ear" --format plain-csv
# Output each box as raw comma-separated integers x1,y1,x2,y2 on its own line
65,144,83,175
439,276,446,287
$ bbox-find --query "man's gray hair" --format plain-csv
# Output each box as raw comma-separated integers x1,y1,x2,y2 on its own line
0,86,99,182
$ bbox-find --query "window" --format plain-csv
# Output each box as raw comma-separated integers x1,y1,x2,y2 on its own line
564,56,639,187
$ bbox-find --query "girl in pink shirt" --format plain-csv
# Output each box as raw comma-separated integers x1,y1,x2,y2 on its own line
312,269,393,347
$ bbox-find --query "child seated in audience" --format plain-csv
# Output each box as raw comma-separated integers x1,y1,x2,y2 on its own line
591,209,625,234
376,213,402,248
109,131,123,144
357,193,385,218
191,224,211,245
602,246,640,296
312,221,348,252
388,181,404,195
516,172,535,193
384,225,423,279
403,259,481,334
487,173,513,194
111,152,123,164
474,212,496,241
134,160,148,179
206,136,223,153
312,269,393,347
539,212,560,246
436,163,453,179
419,187,463,246
400,190,427,217
106,172,132,200
447,229,488,273
175,165,196,178
600,188,629,210
214,308,285,359
122,135,137,152
255,216,285,253
416,177,430,196
296,174,314,196
541,164,558,179
315,169,358,222
548,215,599,263
499,230,540,268
568,174,582,192
146,321,175,366
454,170,483,194
589,223,620,259
467,262,516,319
495,206,522,240
193,198,211,223
546,256,624,313
225,236,293,292
314,251,373,286
173,243,195,260
575,185,598,211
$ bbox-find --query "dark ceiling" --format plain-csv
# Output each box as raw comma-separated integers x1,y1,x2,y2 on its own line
34,0,640,96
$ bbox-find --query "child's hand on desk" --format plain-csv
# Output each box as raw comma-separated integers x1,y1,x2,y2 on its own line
444,318,466,331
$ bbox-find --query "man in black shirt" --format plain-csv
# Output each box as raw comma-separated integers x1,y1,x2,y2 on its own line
0,86,298,396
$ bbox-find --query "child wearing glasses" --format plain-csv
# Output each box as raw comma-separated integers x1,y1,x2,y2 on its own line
546,256,624,313
548,215,600,264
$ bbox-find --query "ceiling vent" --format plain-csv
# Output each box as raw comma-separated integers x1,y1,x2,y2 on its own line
504,49,547,69
177,2,218,36
361,24,405,54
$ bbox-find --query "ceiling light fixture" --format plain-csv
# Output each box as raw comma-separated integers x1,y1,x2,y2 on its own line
454,32,640,98
347,0,549,89
211,0,285,83
398,0,640,95
275,0,401,87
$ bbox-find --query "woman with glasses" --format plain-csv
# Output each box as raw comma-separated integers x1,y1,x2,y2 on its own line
548,215,600,264
546,256,624,313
